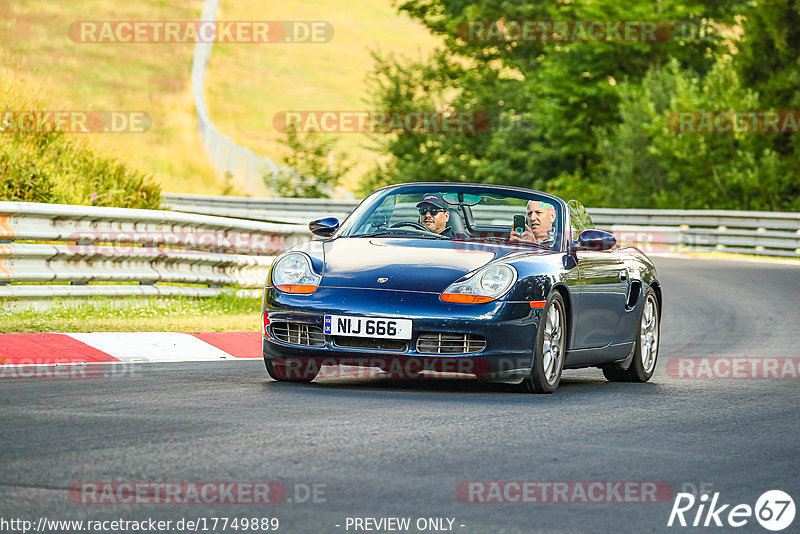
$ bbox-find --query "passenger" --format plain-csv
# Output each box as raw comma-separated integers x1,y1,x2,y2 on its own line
510,200,556,245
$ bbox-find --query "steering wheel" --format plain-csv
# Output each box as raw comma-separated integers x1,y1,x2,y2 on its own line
388,221,432,232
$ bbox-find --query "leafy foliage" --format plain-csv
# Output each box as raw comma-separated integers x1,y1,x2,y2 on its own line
0,77,162,209
0,130,162,209
594,58,799,210
268,131,352,198
363,0,799,210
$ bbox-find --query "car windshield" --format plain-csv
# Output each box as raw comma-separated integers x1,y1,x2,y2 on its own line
338,184,565,250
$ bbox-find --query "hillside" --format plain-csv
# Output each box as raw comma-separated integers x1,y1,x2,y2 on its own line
0,0,440,196
205,0,441,193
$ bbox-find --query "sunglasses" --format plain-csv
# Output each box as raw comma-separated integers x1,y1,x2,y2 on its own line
418,207,446,216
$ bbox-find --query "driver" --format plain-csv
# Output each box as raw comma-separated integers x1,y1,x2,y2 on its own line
510,200,556,245
416,194,454,236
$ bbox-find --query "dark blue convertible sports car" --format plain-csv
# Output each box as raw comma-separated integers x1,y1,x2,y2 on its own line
262,183,661,393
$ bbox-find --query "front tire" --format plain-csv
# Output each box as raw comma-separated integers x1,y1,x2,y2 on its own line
603,287,660,382
264,358,318,382
521,292,567,394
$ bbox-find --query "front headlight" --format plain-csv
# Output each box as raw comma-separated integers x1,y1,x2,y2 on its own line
440,264,517,304
270,252,321,294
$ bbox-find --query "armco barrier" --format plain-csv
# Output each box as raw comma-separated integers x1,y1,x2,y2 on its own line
164,194,800,258
0,202,311,299
589,208,800,257
1,199,796,301
165,193,359,224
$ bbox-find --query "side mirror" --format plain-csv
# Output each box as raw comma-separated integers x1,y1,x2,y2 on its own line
571,229,616,252
309,217,340,237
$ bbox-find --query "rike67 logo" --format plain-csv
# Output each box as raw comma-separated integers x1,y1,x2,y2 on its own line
668,490,795,531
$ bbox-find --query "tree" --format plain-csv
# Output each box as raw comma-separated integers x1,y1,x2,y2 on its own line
734,0,800,202
592,58,799,210
363,0,744,194
267,131,352,198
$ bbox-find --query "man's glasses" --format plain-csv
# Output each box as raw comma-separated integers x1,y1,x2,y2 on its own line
418,207,446,216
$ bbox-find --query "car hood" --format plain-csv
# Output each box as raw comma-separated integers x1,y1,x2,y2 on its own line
319,237,532,293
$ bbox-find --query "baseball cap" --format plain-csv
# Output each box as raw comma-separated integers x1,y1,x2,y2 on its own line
416,193,447,210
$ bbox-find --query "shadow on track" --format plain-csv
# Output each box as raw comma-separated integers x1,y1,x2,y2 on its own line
259,372,668,405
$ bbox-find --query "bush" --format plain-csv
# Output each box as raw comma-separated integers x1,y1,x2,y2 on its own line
265,131,351,198
0,138,57,203
0,72,162,209
0,129,162,209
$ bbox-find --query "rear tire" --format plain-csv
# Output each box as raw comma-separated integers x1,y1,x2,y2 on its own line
521,292,567,394
264,358,318,382
602,287,660,383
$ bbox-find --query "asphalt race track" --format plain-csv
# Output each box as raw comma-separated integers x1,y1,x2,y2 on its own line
1,256,798,534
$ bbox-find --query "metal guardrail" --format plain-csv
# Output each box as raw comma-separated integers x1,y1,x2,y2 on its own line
164,194,800,258
1,198,796,301
0,202,311,299
589,209,800,257
165,193,359,224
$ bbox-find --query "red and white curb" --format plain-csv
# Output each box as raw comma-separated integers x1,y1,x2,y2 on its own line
0,331,262,366
2,332,438,381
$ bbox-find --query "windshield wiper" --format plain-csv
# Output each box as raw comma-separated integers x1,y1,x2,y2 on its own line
350,229,448,239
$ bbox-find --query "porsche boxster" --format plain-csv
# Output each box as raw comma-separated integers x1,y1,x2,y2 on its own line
262,182,661,393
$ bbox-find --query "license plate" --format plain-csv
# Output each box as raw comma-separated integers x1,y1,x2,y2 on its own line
324,315,412,340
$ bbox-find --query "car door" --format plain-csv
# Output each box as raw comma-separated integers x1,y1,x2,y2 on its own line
571,250,629,349
565,200,628,350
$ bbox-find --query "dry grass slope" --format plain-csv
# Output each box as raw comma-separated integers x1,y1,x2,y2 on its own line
0,0,440,196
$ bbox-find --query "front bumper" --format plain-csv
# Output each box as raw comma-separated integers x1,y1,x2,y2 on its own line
262,286,541,382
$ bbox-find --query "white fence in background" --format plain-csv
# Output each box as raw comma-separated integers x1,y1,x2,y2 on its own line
164,194,800,258
191,0,279,193
0,202,310,299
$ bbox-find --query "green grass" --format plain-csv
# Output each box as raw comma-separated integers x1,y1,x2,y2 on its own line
0,0,441,196
206,0,441,193
0,69,163,208
0,293,262,333
0,0,231,195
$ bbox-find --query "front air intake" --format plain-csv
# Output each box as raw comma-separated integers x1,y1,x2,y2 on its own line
416,333,486,354
271,322,326,347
